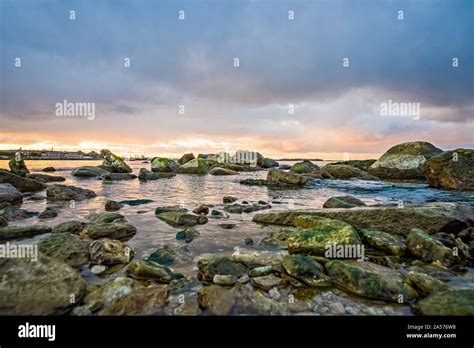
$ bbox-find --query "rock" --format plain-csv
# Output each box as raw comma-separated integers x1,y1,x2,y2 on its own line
138,168,175,180
290,160,319,174
267,169,308,186
210,209,225,218
80,221,137,241
223,196,238,204
406,271,450,297
100,173,137,181
8,158,29,176
120,199,154,206
155,205,188,215
0,216,7,227
91,265,107,275
244,238,254,246
100,285,169,315
238,274,250,283
151,157,180,173
260,227,299,248
224,204,243,214
288,216,362,256
328,302,345,315
279,164,291,170
251,274,282,291
84,277,137,312
220,163,261,172
176,227,200,243
422,149,474,190
0,256,86,315
197,285,237,315
319,165,378,180
105,200,122,211
100,149,132,173
193,205,209,215
327,160,376,172
46,184,96,201
157,211,205,227
416,289,474,315
210,167,238,175
90,238,134,265
359,229,407,256
239,179,268,186
42,167,56,172
174,297,202,316
252,203,473,236
0,225,51,240
249,265,274,277
368,141,443,180
0,183,22,205
38,206,59,219
406,228,459,267
147,245,177,266
25,173,65,183
0,169,46,192
178,153,195,165
126,259,183,283
261,158,279,168
281,254,330,287
72,166,109,177
38,233,90,268
323,196,366,209
0,206,37,221
88,212,125,223
248,289,287,315
218,223,236,229
197,256,249,282
175,158,209,175
213,274,237,286
325,260,417,302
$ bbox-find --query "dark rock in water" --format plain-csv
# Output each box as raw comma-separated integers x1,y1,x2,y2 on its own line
100,149,132,173
416,289,474,315
0,169,46,192
26,173,65,183
323,196,366,209
279,164,291,170
0,206,36,221
178,153,195,165
327,160,376,172
72,166,109,177
422,149,474,190
151,158,180,173
318,164,378,180
281,254,330,287
290,160,319,174
239,178,269,186
8,157,29,177
120,199,154,206
126,259,183,283
147,245,177,266
326,260,417,303
250,274,282,291
261,158,279,168
52,220,87,234
267,169,309,186
223,196,238,204
368,141,443,180
88,211,125,223
406,228,460,267
210,167,238,175
224,204,243,214
359,229,406,256
197,285,237,315
0,216,7,227
244,238,254,245
193,205,210,215
154,205,188,215
139,168,175,180
218,223,236,229
38,206,59,219
176,158,209,174
42,167,56,172
0,225,51,240
243,204,271,213
38,233,90,268
0,255,86,315
176,227,200,242
100,173,137,181
80,222,137,241
47,184,96,201
210,209,225,218
157,211,206,227
89,238,134,266
105,200,122,211
0,183,22,205
197,255,249,282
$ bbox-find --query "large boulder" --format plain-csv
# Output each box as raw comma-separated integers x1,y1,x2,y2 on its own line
260,158,279,168
52,220,87,234
89,238,134,266
80,222,137,241
368,141,443,180
157,211,207,227
0,255,86,315
0,169,46,192
197,285,237,315
359,229,406,256
175,158,209,174
267,169,308,186
100,149,132,173
138,168,175,180
72,166,109,177
178,153,195,165
100,173,137,181
319,164,378,180
26,173,65,183
151,157,180,173
38,233,90,268
416,290,474,315
0,183,22,205
46,184,96,201
323,196,366,209
326,160,376,172
422,149,474,190
281,254,330,287
8,158,29,177
0,225,51,240
290,160,319,174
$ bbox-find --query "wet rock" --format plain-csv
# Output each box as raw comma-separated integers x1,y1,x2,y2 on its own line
151,157,180,173
193,205,209,215
407,228,459,267
406,271,450,297
260,227,299,248
147,245,177,266
422,149,474,190
239,179,268,186
100,173,137,181
42,167,56,172
88,211,125,223
80,222,137,241
0,255,86,315
244,238,254,246
326,160,376,172
416,289,474,315
0,225,51,240
0,169,46,192
0,206,36,221
267,169,309,186
26,173,65,183
319,165,378,180
281,254,330,287
213,274,237,286
138,168,175,180
220,163,261,172
105,200,122,211
368,141,443,180
176,158,209,175
126,259,183,283
38,206,59,219
326,260,417,302
8,157,29,176
249,290,287,315
249,265,274,277
90,238,134,266
279,164,291,170
72,166,109,177
197,285,237,315
218,223,236,229
251,274,282,291
0,183,22,205
261,158,279,168
290,160,319,174
157,211,206,227
174,297,202,316
120,199,154,206
323,196,366,209
47,184,96,201
176,227,200,243
38,233,90,268
100,149,132,173
178,153,195,165
224,204,243,214
210,167,238,175
359,229,407,256
197,256,249,282
0,216,7,227
210,209,225,218
84,277,137,312
155,205,188,215
90,265,107,274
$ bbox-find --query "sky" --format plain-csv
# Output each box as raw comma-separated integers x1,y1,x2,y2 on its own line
0,0,473,159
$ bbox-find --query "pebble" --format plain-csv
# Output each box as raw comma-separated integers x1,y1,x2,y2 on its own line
213,274,237,286
90,265,107,275
328,302,345,315
268,287,281,300
249,265,273,277
237,274,250,284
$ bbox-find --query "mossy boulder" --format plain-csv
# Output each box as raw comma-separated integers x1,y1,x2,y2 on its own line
157,211,206,227
80,222,137,241
406,271,450,297
175,158,209,175
323,196,366,209
151,157,180,173
260,227,299,248
416,289,474,315
38,233,90,268
147,245,177,266
178,153,195,165
197,255,250,282
89,238,134,266
8,158,29,177
126,259,183,283
319,164,377,180
281,254,330,287
176,227,200,242
0,225,51,240
0,183,22,205
326,159,376,171
290,160,319,174
359,229,406,256
100,149,132,173
267,169,309,186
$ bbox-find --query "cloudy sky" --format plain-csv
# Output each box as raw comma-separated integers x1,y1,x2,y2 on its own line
0,0,473,159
